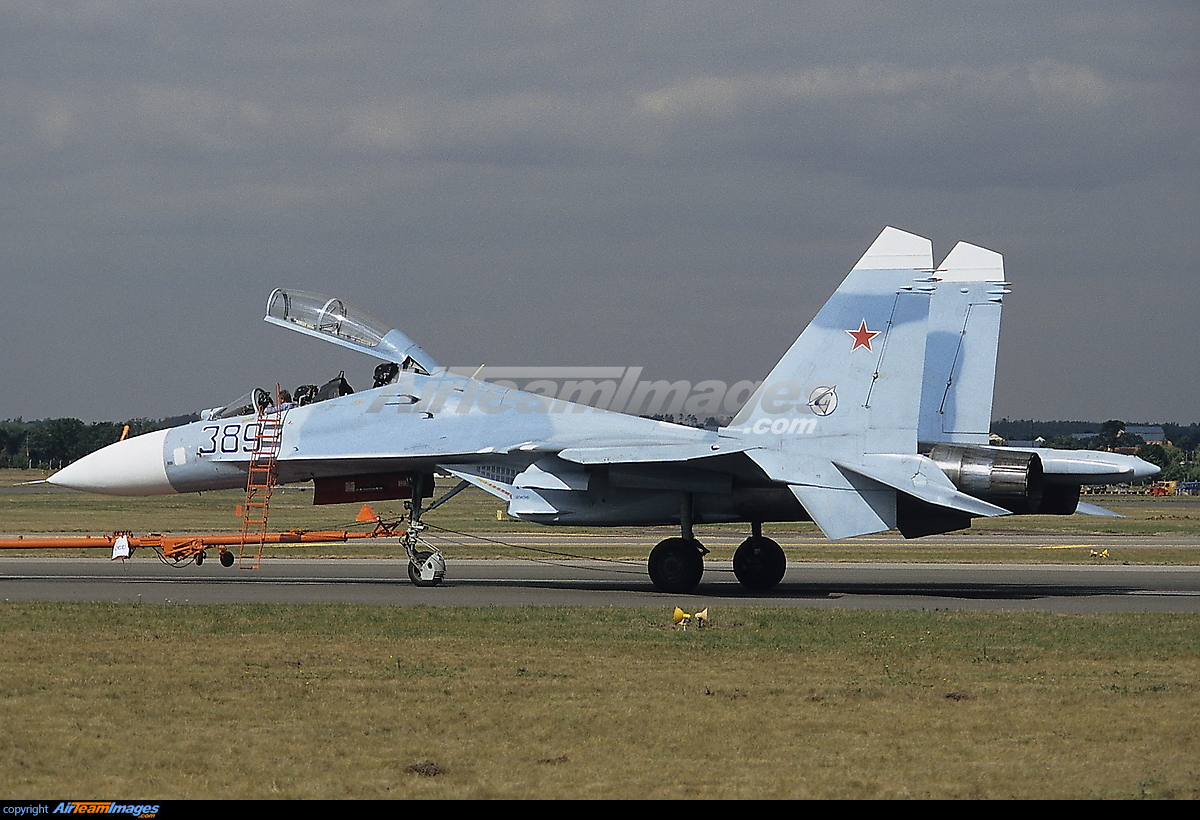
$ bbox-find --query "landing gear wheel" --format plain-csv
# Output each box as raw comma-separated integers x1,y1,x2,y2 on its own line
219,550,235,568
408,550,444,587
733,535,786,590
648,537,705,593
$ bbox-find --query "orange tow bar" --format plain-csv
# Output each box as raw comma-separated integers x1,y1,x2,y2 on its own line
0,519,406,563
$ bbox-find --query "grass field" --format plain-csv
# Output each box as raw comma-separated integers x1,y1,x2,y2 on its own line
2,603,1197,799
2,468,1198,798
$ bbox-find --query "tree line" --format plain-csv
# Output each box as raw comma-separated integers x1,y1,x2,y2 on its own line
0,416,196,470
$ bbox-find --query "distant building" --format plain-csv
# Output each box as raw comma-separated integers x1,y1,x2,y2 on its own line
1126,425,1168,445
1069,426,1168,446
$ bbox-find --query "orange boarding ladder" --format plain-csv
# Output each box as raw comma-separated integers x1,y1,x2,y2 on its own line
238,390,286,569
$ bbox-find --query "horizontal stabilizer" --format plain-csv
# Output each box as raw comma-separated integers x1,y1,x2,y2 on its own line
749,449,895,539
789,479,894,540
1075,501,1124,518
835,454,1012,519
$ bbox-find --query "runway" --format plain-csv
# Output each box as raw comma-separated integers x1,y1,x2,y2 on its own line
2,531,1199,613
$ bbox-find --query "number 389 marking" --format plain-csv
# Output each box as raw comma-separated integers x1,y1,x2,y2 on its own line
197,423,263,456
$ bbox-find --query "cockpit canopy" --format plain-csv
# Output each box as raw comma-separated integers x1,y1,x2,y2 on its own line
198,290,439,421
264,289,437,375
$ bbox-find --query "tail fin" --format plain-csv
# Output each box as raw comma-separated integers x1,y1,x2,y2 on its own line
919,242,1009,446
730,226,935,455
734,228,1013,539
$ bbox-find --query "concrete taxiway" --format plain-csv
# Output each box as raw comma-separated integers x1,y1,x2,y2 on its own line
2,530,1198,613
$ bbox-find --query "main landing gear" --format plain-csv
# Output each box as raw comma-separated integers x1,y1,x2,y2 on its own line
732,526,786,591
648,537,706,593
647,501,787,594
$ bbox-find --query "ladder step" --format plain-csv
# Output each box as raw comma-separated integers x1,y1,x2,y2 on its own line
238,406,286,568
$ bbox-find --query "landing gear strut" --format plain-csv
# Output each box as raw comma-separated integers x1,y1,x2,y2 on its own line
648,494,707,593
401,473,444,587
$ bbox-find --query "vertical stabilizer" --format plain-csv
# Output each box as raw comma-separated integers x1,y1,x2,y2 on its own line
730,226,935,455
919,242,1008,446
733,227,936,539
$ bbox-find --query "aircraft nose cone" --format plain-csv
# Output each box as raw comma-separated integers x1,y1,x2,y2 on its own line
48,429,176,495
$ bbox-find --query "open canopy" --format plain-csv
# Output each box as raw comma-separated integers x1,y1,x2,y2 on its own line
265,289,437,374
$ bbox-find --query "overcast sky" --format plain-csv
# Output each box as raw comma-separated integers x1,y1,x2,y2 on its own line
2,2,1197,425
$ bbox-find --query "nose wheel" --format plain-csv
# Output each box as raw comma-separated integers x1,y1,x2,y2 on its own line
407,549,445,587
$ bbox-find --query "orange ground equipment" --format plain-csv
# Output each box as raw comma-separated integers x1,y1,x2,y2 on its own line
0,505,405,566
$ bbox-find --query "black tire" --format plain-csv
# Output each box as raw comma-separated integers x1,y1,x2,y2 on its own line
219,550,235,568
195,551,205,566
648,537,705,593
408,551,442,587
733,535,786,590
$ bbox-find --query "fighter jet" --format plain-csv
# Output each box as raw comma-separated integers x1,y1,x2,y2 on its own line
49,228,1159,592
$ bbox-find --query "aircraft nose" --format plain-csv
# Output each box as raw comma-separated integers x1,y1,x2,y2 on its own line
48,429,176,495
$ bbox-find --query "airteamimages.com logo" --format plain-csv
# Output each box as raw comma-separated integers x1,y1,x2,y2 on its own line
362,366,838,426
2,804,160,818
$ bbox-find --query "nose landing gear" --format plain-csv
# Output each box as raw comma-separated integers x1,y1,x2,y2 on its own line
400,473,444,587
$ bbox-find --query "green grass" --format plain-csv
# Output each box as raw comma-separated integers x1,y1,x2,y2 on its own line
1,603,1196,799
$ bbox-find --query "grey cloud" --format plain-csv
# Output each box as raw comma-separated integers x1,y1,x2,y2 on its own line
0,2,1196,424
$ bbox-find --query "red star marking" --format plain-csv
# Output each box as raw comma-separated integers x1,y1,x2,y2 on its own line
846,319,880,352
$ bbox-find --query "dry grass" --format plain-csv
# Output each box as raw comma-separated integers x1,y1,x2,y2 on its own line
3,471,1198,798
1,604,1197,799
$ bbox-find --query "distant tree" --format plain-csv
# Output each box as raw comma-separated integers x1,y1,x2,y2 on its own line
1137,443,1172,472
23,418,129,468
0,421,30,468
1116,431,1146,450
1098,420,1125,450
25,418,86,467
